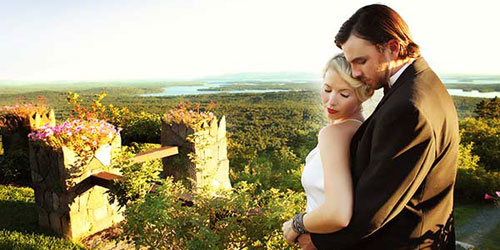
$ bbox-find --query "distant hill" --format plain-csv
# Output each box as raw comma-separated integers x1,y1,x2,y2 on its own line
199,72,321,83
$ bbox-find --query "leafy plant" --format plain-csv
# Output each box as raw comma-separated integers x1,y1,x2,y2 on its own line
107,145,163,208
121,179,304,249
460,117,500,171
455,142,500,202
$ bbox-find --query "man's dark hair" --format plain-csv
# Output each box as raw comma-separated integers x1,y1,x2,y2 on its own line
335,4,420,59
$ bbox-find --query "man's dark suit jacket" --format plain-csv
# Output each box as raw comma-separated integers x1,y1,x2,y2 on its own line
311,58,459,250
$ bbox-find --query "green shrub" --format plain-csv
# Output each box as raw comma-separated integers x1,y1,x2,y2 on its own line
455,142,500,202
231,146,304,192
0,148,31,186
119,112,162,145
107,145,163,208
460,117,500,171
122,179,304,249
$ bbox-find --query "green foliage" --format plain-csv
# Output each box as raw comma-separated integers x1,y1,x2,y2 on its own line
481,221,500,249
0,148,31,186
474,96,500,119
455,143,500,202
460,117,500,171
107,145,163,208
122,179,303,249
232,146,304,193
0,230,85,250
119,111,162,144
453,203,484,228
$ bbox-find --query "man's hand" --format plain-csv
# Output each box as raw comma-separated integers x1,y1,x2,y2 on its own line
282,220,300,245
297,233,318,250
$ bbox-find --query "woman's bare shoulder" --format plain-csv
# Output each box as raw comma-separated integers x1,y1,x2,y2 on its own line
318,121,362,143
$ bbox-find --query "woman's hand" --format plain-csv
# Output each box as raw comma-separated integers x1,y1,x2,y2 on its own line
282,219,300,245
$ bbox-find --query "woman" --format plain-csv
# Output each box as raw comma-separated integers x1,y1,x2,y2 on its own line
282,53,373,244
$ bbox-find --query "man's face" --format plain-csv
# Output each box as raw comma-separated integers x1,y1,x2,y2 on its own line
341,35,393,90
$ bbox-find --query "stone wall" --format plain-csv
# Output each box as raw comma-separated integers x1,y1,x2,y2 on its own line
29,135,123,239
161,116,231,192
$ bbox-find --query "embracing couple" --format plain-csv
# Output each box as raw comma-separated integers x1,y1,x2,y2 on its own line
282,4,459,250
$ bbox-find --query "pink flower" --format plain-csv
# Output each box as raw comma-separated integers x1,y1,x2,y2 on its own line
496,191,500,197
485,194,494,200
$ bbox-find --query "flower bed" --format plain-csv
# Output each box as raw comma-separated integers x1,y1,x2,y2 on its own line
29,119,121,157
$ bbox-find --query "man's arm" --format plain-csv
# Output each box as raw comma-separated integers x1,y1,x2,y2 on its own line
311,104,436,249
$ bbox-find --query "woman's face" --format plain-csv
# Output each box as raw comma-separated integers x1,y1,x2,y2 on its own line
321,69,362,122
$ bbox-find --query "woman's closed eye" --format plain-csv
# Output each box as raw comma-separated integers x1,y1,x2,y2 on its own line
324,88,332,93
340,92,350,98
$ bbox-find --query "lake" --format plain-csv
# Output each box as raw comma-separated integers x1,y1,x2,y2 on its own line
141,74,500,98
446,89,500,98
141,84,290,97
142,85,500,98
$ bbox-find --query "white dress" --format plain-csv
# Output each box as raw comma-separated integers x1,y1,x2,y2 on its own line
301,119,362,212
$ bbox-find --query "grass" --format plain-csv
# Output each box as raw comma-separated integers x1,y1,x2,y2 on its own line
481,221,500,249
0,184,85,250
454,203,484,228
0,184,497,249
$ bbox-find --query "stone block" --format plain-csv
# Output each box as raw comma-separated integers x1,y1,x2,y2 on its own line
217,116,226,140
61,213,71,237
31,171,43,185
52,192,60,210
92,217,114,235
69,210,90,239
214,159,231,190
87,187,108,209
38,207,50,228
218,139,228,160
69,196,80,213
209,117,218,137
35,189,44,205
44,191,53,211
93,206,109,221
113,212,125,224
49,212,62,234
79,190,89,212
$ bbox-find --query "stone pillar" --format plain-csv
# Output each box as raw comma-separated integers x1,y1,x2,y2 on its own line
161,116,231,192
29,135,123,239
0,110,55,155
0,114,31,156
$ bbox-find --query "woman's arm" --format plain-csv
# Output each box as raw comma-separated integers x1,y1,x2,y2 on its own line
302,122,357,233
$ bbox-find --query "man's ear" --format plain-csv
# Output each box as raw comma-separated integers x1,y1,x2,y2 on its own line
386,39,400,59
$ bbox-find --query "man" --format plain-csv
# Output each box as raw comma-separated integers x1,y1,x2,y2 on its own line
298,4,459,249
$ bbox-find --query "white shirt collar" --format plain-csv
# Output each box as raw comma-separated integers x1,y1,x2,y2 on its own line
388,60,414,88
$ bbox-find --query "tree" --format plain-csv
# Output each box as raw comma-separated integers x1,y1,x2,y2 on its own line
474,97,500,119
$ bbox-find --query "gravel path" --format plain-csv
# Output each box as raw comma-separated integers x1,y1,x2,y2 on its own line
456,206,500,249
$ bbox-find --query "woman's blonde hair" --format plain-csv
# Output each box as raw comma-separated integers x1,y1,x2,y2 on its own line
323,53,374,102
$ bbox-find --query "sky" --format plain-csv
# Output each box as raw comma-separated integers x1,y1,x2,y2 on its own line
1,0,499,82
